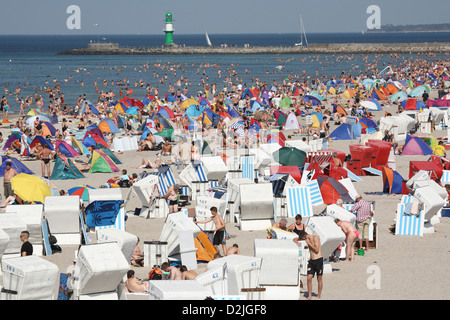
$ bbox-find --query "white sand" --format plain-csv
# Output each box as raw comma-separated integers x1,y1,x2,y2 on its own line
1,99,449,300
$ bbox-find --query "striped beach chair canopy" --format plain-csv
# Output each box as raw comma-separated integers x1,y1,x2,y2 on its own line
240,155,256,181
151,165,176,197
286,186,314,218
395,203,424,236
268,173,289,196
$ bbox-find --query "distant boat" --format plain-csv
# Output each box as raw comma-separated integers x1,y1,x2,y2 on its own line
206,31,212,47
295,15,308,47
362,30,365,35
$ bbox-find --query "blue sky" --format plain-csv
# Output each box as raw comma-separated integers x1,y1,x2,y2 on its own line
0,0,448,35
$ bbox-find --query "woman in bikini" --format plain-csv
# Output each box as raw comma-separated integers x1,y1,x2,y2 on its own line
287,214,306,236
334,219,359,262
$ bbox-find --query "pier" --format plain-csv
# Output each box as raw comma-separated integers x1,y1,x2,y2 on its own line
58,42,450,55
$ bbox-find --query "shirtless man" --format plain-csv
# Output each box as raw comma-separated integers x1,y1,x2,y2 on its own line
164,184,180,213
3,162,18,198
125,270,147,293
226,243,240,255
335,219,358,262
160,139,171,154
217,117,226,131
195,206,227,256
39,144,53,178
332,152,343,167
272,218,287,230
161,262,182,280
294,230,323,300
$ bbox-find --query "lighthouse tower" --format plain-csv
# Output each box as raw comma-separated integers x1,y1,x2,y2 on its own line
163,12,175,46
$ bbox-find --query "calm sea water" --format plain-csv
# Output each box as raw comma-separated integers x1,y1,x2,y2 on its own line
1,32,449,112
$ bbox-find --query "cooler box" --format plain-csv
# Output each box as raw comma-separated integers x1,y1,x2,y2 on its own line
207,255,262,295
75,242,129,296
326,204,357,224
305,216,346,259
96,228,138,263
0,213,27,255
201,156,229,181
349,145,375,168
195,266,226,296
1,255,58,300
148,280,211,300
159,212,201,256
413,186,446,221
239,183,274,230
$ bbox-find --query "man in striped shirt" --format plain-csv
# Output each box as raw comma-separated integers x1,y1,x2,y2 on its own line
351,195,373,251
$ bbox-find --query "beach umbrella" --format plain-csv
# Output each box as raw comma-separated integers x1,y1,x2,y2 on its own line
68,185,96,202
125,106,139,116
273,147,306,167
11,173,52,203
360,99,382,111
25,115,51,126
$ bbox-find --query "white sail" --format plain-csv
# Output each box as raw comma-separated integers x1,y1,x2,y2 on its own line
206,32,212,47
295,15,308,47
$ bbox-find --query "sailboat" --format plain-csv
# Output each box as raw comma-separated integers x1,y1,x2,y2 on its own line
206,31,212,47
295,15,308,47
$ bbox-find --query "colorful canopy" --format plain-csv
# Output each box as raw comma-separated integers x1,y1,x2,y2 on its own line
11,173,52,203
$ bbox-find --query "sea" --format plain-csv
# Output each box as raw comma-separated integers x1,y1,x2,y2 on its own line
1,32,449,113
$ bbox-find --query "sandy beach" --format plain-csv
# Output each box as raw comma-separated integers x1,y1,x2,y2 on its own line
1,87,449,301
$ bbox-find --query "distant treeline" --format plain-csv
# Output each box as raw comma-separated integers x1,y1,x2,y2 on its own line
368,23,450,32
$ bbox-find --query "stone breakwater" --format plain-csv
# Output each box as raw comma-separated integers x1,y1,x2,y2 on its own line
58,42,450,55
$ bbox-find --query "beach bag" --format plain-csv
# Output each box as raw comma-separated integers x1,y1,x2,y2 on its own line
119,179,131,188
149,267,163,280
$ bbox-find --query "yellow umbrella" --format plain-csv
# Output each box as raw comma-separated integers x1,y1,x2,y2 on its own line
11,173,52,204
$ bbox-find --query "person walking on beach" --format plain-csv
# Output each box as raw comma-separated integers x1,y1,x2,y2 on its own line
195,206,227,256
293,230,323,300
351,195,373,251
335,219,358,262
164,184,180,213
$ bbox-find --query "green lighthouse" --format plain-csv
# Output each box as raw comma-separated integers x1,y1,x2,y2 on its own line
163,12,175,46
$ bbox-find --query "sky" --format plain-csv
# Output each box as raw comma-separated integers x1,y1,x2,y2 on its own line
0,0,448,35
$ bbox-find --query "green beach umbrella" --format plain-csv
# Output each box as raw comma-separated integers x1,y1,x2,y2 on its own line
273,147,306,167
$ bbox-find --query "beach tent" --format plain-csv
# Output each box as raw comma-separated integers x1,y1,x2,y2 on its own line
401,135,434,156
40,121,57,137
194,230,217,262
401,98,426,111
250,100,265,112
273,110,287,126
185,104,204,118
98,119,121,134
370,89,386,100
386,83,399,95
303,95,321,106
83,132,109,148
0,155,34,177
180,98,201,110
96,144,122,165
279,96,292,108
3,133,25,151
381,166,405,194
317,175,353,205
332,104,347,116
390,91,408,103
55,140,80,158
72,137,91,156
340,89,355,100
50,154,85,180
25,115,51,127
284,113,300,130
311,112,324,128
30,135,54,151
157,105,175,119
329,123,360,140
359,117,378,130
409,85,430,98
89,149,120,173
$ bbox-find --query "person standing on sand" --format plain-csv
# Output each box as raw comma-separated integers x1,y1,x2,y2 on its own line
351,195,373,251
335,218,358,262
293,230,323,300
195,206,227,256
3,161,18,198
